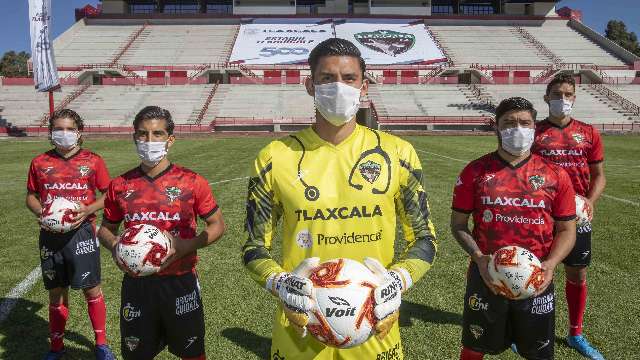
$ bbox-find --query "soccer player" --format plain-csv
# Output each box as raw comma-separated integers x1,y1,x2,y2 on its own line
25,109,115,360
242,38,437,359
97,106,225,360
533,74,606,360
451,97,577,360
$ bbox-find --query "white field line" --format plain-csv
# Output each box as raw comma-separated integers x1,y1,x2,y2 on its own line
209,176,249,185
415,149,467,163
601,194,639,207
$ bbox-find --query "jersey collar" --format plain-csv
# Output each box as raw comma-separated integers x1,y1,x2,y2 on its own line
493,151,532,170
545,117,574,130
49,148,83,161
307,123,362,151
140,163,174,182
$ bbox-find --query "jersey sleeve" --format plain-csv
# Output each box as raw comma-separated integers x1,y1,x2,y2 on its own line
587,127,604,164
26,160,39,194
452,163,475,213
194,175,218,220
553,168,577,221
103,180,124,223
390,143,438,287
242,144,285,287
94,156,111,192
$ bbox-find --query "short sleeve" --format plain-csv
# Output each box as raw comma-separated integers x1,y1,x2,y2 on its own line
94,156,111,192
452,164,475,213
103,180,124,223
194,175,218,220
552,168,577,221
587,127,604,164
27,160,39,193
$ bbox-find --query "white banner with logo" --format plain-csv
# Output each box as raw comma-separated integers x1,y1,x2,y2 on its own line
229,21,332,64
29,0,59,91
334,20,447,65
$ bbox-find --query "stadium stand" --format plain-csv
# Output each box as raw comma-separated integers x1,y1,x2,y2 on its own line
0,86,80,126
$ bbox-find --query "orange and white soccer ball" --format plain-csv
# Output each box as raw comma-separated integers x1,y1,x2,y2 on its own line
115,224,171,276
40,197,80,233
304,258,381,348
575,195,593,228
488,246,544,300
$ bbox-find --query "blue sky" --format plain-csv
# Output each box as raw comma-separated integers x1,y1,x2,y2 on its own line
0,1,638,55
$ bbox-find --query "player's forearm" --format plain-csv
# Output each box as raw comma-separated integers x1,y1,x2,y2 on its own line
587,173,606,204
452,226,482,259
86,194,106,214
25,193,42,217
546,223,576,266
97,224,119,250
243,245,285,288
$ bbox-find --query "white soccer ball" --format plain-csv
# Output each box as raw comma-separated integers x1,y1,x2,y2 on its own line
575,195,593,228
488,246,544,300
40,197,80,233
304,258,381,349
115,224,171,277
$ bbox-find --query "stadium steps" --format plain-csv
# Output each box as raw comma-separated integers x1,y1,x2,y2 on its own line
511,25,561,65
110,23,151,66
366,85,389,117
581,85,640,121
459,84,497,114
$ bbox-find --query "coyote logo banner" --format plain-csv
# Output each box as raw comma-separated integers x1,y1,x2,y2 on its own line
28,0,59,91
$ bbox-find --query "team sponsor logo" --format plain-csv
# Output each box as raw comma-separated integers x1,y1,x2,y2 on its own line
122,303,141,321
294,205,382,221
494,213,545,225
376,343,401,360
165,186,181,203
295,230,312,249
44,269,56,280
354,30,415,56
359,160,381,184
124,212,181,222
572,133,584,144
325,296,356,318
123,189,136,199
481,196,545,208
44,183,88,190
40,246,53,260
531,293,554,314
81,272,91,281
482,210,493,223
176,290,200,316
468,293,488,311
185,336,198,349
272,350,286,360
75,239,96,255
537,339,551,350
528,175,545,190
581,250,591,260
124,336,140,351
539,149,584,156
317,230,382,246
42,166,55,174
469,324,484,339
577,222,592,233
480,173,495,184
78,165,90,177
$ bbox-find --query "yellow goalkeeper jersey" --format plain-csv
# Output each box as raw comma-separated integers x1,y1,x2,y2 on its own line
243,124,437,287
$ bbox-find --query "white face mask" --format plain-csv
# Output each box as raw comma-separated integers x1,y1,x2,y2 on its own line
499,126,535,156
549,99,573,118
51,130,79,149
136,140,167,167
314,82,362,127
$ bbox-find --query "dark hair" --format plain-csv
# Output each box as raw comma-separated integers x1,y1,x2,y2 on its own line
494,97,537,125
49,109,84,132
546,73,576,95
133,106,174,135
308,38,366,79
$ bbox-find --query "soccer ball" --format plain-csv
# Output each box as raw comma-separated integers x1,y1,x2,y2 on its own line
115,224,171,276
575,195,593,228
304,258,381,348
488,246,544,300
40,197,80,233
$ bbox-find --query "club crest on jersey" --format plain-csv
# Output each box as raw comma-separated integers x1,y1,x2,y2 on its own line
470,324,484,339
572,133,584,144
359,160,381,184
165,186,181,203
528,175,545,190
78,165,90,177
125,336,140,351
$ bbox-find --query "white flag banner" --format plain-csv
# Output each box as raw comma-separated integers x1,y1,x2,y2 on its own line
334,20,447,65
29,0,59,92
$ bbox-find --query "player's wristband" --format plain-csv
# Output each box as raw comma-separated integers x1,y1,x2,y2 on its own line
390,268,413,293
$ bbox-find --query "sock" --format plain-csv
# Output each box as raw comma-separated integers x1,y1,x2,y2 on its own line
182,356,206,360
86,293,107,346
49,303,69,352
460,347,484,360
566,279,587,337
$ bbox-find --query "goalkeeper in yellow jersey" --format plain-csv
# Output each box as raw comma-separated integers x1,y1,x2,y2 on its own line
242,38,437,360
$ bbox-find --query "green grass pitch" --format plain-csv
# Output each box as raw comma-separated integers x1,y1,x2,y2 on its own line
0,134,638,359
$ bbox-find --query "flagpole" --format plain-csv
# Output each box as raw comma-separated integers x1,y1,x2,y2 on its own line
48,90,54,115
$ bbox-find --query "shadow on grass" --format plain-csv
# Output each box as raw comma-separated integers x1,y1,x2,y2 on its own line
399,301,462,327
221,327,270,359
0,298,94,359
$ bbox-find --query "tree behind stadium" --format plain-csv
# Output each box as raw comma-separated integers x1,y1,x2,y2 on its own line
0,51,30,77
605,20,640,56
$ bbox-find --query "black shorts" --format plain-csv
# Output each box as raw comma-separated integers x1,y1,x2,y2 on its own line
462,262,555,360
562,225,592,267
39,222,101,290
120,271,205,359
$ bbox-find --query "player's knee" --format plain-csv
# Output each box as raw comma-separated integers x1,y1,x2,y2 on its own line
564,266,587,282
48,287,68,304
82,285,102,299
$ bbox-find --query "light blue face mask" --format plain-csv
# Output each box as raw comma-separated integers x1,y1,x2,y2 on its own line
500,126,535,156
136,140,167,167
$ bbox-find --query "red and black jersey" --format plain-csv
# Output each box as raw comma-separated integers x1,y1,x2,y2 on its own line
452,152,576,260
27,149,111,224
103,164,218,276
532,118,604,197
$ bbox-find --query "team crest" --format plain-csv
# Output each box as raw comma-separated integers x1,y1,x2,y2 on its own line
44,269,56,280
78,165,90,177
470,324,484,339
572,133,584,144
528,175,545,190
165,186,181,202
354,30,415,57
124,336,140,351
359,160,381,184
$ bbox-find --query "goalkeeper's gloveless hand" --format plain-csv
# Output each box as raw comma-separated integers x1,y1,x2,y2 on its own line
364,257,413,340
266,257,320,337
